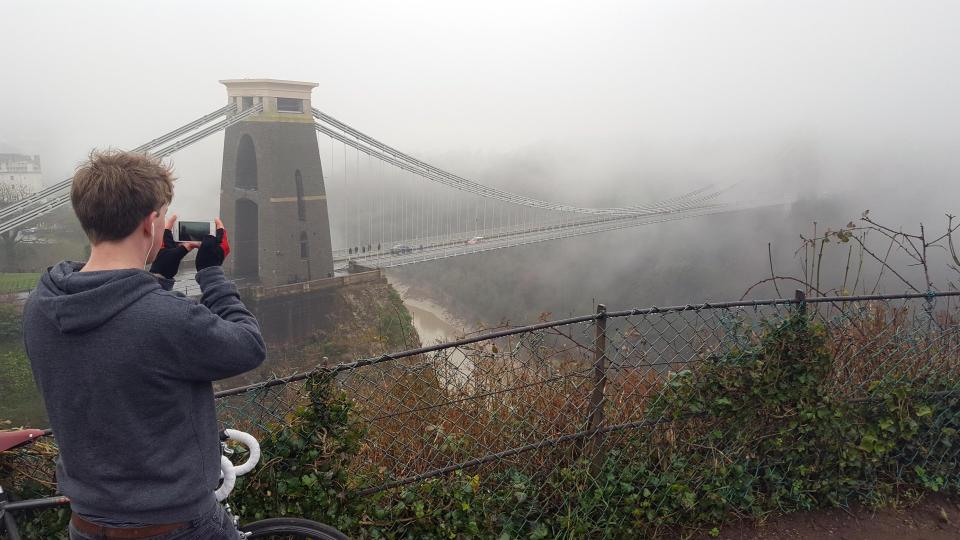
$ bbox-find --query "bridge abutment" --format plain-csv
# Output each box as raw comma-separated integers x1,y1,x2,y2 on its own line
238,269,388,344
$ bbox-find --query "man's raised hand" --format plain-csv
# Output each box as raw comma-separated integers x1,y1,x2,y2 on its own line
196,218,231,272
149,213,198,279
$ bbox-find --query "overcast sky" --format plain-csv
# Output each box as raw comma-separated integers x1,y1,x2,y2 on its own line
2,0,959,219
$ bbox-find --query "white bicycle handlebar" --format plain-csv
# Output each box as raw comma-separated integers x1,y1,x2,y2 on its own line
214,429,261,501
216,455,236,501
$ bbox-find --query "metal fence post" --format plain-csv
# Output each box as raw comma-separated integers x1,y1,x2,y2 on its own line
582,303,608,471
795,289,807,316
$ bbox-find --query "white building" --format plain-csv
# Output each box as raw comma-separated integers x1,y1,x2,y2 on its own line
0,153,43,194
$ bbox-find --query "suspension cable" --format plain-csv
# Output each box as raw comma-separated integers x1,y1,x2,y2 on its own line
0,104,260,235
314,108,725,217
0,104,236,222
314,121,724,218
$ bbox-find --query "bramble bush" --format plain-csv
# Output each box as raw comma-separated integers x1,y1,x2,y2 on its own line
224,312,960,538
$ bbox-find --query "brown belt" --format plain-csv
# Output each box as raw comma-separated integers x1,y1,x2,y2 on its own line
70,513,190,539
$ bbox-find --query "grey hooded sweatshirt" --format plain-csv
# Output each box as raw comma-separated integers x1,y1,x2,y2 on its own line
23,262,266,524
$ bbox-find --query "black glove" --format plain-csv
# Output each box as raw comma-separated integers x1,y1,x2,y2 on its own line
149,229,190,279
196,226,231,271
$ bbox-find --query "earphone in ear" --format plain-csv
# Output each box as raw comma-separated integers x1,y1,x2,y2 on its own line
143,216,158,267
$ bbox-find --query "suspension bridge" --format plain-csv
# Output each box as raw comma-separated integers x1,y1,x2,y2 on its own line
0,79,740,286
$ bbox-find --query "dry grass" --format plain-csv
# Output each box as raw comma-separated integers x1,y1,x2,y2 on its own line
821,302,960,393
329,300,960,493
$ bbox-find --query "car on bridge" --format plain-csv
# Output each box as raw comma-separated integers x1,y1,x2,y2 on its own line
390,244,414,255
465,236,484,245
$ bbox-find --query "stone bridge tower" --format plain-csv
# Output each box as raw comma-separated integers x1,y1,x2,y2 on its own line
219,79,334,286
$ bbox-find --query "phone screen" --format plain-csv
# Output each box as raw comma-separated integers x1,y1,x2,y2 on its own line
178,221,211,242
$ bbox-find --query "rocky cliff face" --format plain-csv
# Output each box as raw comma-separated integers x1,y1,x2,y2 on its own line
219,276,420,389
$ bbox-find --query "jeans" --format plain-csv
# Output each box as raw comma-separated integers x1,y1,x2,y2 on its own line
68,503,241,540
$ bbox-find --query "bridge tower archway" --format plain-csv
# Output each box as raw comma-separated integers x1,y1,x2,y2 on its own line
235,134,258,190
234,198,259,279
218,79,334,286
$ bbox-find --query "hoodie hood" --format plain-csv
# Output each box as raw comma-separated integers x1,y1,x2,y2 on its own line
33,261,161,334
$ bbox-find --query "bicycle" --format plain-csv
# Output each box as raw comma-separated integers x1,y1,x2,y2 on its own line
0,427,347,539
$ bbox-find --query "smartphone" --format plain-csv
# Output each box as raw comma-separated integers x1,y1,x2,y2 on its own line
174,220,215,242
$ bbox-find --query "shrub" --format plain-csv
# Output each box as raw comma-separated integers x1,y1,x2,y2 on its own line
4,311,959,538
225,313,960,538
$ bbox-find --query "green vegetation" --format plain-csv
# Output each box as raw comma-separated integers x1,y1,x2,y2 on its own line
377,287,416,350
0,273,39,295
231,374,365,529
0,304,46,428
229,313,960,538
0,305,51,538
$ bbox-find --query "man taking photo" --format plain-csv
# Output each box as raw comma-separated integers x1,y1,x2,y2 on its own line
23,149,266,539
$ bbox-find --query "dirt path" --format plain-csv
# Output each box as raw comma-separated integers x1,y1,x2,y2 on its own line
716,495,960,539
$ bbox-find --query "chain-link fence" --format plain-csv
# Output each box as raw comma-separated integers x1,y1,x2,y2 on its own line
4,290,960,537
208,290,960,536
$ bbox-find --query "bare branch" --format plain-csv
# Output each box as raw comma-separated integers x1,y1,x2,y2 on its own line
925,214,960,246
767,243,782,298
857,234,920,293
862,214,922,241
841,243,853,294
740,276,827,301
